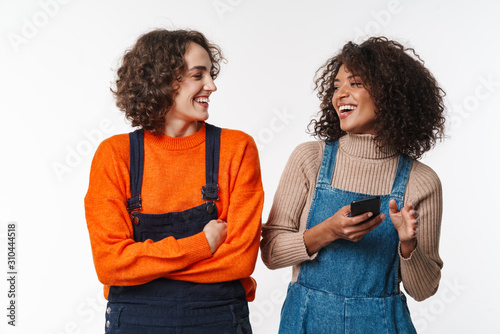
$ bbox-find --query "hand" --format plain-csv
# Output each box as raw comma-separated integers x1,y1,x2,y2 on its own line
203,219,227,254
388,199,419,242
304,205,385,255
327,204,385,242
389,199,418,257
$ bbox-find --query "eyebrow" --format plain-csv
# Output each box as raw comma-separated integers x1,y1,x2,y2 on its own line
334,75,361,83
187,65,208,72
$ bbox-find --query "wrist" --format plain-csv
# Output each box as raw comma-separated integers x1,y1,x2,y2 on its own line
400,238,416,246
400,238,417,259
304,222,335,256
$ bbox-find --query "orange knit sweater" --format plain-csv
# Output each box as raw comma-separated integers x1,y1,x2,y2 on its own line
85,123,264,301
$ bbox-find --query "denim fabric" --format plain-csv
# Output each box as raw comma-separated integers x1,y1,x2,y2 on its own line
104,301,252,334
279,141,416,333
104,124,251,333
131,201,218,242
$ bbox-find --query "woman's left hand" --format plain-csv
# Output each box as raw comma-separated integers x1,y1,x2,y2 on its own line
388,199,418,257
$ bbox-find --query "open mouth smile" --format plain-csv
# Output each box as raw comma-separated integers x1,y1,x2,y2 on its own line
194,96,210,108
338,104,357,118
339,104,357,113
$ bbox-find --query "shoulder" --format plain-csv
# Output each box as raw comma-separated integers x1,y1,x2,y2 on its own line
407,159,442,200
87,133,131,198
218,128,261,170
292,140,325,155
220,127,256,147
92,133,130,164
219,127,260,162
98,133,130,148
410,160,442,189
281,140,326,182
289,140,325,169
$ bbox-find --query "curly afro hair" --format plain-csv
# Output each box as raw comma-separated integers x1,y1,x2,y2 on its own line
309,37,446,159
111,29,224,135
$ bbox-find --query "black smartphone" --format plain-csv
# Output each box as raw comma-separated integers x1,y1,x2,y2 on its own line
350,196,381,218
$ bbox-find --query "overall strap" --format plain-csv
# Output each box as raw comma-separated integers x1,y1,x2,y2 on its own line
390,154,413,199
127,129,144,213
126,124,221,212
317,141,339,185
202,123,221,200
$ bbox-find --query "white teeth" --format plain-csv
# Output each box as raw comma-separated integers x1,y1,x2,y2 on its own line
339,105,357,112
194,97,209,103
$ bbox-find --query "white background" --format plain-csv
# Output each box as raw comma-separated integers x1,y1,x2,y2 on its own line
1,0,499,333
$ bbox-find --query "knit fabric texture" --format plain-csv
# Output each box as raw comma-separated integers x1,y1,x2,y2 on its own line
261,134,443,301
85,123,264,301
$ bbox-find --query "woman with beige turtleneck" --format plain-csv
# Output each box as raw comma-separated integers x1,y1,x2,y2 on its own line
260,37,445,334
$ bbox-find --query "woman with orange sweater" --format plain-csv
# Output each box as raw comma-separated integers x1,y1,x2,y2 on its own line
85,29,263,333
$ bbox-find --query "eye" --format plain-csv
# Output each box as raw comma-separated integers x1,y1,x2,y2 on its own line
193,73,203,79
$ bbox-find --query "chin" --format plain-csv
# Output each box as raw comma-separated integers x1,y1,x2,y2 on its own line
339,125,350,133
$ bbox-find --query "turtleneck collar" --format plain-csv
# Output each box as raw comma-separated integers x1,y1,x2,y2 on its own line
338,133,397,160
144,122,207,151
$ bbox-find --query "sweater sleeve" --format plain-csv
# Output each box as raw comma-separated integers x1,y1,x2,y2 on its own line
84,137,213,287
166,135,264,285
399,161,444,301
260,142,321,269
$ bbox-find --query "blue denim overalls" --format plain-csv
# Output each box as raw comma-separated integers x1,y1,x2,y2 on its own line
279,141,417,333
104,124,252,334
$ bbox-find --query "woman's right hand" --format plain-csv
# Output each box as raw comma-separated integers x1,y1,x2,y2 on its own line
304,205,385,255
327,204,385,242
203,219,227,254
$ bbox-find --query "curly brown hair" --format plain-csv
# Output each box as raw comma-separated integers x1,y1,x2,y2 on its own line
309,37,446,159
111,29,224,135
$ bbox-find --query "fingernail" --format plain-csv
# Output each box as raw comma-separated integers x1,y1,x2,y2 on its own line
368,212,373,217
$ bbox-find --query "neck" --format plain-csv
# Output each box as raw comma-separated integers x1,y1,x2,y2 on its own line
163,120,201,137
340,133,397,160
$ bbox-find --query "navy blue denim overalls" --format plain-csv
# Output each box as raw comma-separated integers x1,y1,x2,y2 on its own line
104,124,251,334
279,141,417,333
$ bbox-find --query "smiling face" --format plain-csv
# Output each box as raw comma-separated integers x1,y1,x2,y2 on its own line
332,64,377,135
166,42,217,133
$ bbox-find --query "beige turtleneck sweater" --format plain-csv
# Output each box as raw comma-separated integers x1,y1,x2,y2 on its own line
261,134,443,302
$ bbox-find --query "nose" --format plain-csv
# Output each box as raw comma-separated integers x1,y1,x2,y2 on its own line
337,83,349,98
332,83,348,108
204,76,217,92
